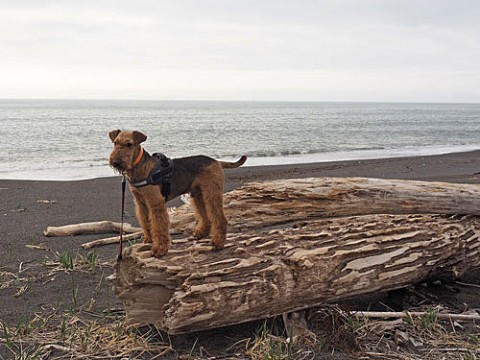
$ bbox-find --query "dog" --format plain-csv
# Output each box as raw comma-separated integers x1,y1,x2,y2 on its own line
108,129,247,258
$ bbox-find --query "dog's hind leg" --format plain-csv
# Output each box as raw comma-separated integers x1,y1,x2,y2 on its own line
191,190,212,239
204,189,228,249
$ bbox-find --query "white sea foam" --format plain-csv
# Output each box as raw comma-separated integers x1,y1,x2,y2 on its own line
2,144,479,181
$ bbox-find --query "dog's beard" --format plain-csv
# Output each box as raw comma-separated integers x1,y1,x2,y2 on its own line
110,165,125,175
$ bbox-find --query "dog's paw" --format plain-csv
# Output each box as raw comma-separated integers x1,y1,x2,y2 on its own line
136,244,153,259
193,226,211,240
151,243,169,258
211,236,226,250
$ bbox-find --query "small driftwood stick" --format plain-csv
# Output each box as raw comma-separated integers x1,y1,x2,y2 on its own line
81,232,143,249
354,311,480,322
43,221,142,237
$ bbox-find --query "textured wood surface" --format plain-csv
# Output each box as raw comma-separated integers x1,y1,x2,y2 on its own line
110,177,480,334
170,177,480,233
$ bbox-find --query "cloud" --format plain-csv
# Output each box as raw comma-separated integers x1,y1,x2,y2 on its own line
1,0,479,101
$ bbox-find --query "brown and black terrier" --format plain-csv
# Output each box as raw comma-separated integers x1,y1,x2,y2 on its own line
108,129,247,258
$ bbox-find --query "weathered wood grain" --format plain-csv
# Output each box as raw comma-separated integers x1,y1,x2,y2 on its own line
111,213,480,333
110,177,480,334
170,177,480,233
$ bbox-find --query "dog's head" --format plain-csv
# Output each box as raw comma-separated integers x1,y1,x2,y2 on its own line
108,129,147,173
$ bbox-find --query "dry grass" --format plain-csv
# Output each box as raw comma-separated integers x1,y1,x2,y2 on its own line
1,309,172,359
2,300,479,360
307,305,480,360
4,306,478,359
0,252,173,360
2,251,480,359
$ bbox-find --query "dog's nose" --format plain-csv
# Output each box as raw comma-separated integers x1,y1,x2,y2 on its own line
111,159,121,168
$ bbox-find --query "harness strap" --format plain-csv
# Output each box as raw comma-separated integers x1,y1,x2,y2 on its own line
128,153,174,200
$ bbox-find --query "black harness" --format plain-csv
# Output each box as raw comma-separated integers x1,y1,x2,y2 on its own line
129,153,174,199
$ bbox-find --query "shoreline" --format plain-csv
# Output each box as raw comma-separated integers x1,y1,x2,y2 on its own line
0,149,480,182
2,146,480,182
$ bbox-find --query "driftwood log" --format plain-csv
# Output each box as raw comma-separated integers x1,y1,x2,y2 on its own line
109,177,480,334
169,177,480,233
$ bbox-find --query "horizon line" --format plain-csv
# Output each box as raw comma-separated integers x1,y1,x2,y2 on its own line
1,98,479,105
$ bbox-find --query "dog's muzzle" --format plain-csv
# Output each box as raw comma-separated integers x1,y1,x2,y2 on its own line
111,159,122,168
110,158,126,173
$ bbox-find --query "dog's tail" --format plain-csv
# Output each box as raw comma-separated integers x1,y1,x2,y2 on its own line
219,155,247,169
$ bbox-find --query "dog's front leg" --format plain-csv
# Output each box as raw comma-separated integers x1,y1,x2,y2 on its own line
145,188,172,258
131,190,153,244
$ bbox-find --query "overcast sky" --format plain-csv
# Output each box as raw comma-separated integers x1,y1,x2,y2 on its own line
1,0,479,102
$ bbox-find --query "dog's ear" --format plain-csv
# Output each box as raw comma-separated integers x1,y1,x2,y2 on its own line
109,129,121,142
132,131,147,144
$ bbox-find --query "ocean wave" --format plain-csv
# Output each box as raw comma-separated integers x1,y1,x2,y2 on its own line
3,100,480,180
2,144,480,180
218,146,387,160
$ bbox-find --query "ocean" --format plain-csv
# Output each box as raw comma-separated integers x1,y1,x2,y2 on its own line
1,99,480,180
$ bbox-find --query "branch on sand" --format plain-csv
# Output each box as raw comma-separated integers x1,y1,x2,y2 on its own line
43,220,141,237
81,232,143,249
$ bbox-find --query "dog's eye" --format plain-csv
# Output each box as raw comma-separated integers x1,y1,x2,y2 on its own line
126,143,133,148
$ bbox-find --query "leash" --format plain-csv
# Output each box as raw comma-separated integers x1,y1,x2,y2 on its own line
117,175,126,261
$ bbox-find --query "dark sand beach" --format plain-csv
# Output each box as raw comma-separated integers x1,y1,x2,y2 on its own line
1,151,480,358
